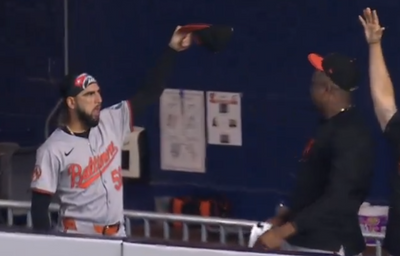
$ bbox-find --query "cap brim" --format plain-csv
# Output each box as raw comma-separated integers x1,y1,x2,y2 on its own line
308,53,324,71
178,24,211,33
192,25,233,52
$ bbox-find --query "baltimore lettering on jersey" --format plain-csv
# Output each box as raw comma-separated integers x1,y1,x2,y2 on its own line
68,141,120,189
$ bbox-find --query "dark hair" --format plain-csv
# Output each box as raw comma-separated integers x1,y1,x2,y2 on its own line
59,74,75,98
57,100,69,126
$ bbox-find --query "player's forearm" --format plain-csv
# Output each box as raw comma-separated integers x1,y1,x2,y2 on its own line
369,43,397,128
129,47,178,115
31,191,52,231
268,207,291,226
369,43,394,102
275,206,290,221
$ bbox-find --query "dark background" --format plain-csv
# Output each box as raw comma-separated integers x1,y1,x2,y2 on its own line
0,0,398,220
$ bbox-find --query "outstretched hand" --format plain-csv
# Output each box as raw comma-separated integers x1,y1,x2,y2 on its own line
359,8,385,44
169,26,192,52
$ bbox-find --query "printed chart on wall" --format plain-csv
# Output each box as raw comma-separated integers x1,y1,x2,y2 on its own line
160,89,206,173
206,91,242,146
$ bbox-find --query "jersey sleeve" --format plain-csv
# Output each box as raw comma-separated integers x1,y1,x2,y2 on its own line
30,147,60,194
384,111,400,146
102,100,133,143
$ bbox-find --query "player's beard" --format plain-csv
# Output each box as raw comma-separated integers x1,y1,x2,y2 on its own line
76,106,100,128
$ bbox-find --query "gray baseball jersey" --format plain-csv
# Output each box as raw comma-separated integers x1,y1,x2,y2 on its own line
31,100,132,234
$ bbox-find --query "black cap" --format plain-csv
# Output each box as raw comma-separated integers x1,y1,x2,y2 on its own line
59,73,97,98
308,53,359,92
178,24,233,53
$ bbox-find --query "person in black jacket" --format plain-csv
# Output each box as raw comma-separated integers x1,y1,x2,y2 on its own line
359,7,400,256
257,53,374,256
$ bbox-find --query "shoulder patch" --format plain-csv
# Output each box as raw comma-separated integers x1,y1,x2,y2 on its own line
32,165,42,181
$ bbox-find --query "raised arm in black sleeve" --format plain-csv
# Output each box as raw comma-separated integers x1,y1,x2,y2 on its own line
292,126,374,232
128,47,178,117
31,191,52,231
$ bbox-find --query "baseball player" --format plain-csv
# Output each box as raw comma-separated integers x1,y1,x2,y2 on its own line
30,26,191,236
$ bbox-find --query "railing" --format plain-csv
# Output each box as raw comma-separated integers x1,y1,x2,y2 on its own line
0,199,385,256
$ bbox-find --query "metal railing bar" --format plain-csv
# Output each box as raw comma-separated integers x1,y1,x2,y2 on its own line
0,199,385,241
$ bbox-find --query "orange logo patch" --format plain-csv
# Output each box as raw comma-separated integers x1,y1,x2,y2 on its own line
300,139,315,162
32,165,42,181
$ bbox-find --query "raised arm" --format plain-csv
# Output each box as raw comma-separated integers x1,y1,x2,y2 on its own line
359,8,396,130
102,26,192,143
128,26,192,117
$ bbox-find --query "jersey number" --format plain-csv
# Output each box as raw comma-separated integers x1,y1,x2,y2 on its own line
111,167,123,191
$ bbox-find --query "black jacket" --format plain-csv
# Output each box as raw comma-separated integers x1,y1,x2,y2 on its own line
287,108,374,255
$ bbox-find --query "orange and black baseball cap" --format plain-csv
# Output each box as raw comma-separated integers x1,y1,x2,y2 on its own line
178,24,233,53
308,53,359,92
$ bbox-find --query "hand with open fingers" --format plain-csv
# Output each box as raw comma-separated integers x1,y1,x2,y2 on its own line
358,8,385,44
168,26,192,52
